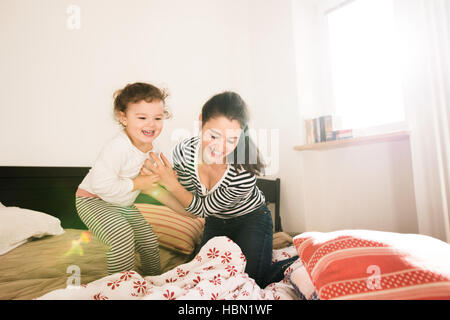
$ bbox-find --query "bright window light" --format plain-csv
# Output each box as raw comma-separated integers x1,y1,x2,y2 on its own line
327,0,405,131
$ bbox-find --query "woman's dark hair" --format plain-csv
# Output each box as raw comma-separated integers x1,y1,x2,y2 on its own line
201,91,265,176
113,82,171,126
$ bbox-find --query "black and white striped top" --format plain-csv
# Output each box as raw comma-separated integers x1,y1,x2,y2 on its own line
172,136,265,219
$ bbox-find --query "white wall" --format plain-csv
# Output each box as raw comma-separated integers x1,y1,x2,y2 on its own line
301,141,418,233
289,0,418,234
0,0,419,235
245,0,307,233
0,0,252,166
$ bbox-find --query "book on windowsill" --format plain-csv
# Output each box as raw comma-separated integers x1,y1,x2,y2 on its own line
313,118,321,143
334,129,353,140
304,115,338,144
304,118,315,145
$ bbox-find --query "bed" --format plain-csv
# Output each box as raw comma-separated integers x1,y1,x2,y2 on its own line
0,166,204,300
0,166,290,300
2,166,449,300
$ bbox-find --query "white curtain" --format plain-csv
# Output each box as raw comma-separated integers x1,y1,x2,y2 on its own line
395,0,450,242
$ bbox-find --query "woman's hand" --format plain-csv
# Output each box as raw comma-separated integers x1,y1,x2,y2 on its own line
142,152,180,192
141,153,195,211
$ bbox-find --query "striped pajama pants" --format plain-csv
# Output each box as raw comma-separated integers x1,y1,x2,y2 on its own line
75,196,160,276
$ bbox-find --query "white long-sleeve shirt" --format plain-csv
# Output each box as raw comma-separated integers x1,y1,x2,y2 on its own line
78,130,158,207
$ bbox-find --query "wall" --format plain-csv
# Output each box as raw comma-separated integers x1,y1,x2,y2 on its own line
0,0,253,166
245,0,307,233
289,0,418,234
301,141,418,233
0,0,419,235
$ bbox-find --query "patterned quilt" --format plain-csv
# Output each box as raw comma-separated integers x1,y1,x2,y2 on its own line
38,236,301,300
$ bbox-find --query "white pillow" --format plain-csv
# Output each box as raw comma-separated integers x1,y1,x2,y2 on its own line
0,206,65,255
289,263,317,300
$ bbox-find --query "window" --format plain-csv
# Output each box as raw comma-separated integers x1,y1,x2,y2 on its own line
325,0,406,132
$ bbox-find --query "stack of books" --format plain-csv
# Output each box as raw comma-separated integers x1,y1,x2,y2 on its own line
304,115,353,144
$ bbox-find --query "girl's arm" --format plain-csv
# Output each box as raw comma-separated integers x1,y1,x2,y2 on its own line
132,174,160,192
90,139,149,206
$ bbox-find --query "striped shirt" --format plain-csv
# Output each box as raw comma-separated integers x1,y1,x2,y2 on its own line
172,136,265,219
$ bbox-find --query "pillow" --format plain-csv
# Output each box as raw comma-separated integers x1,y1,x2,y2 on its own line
134,203,205,255
288,260,319,300
0,206,65,255
273,232,293,249
135,193,163,206
293,229,450,300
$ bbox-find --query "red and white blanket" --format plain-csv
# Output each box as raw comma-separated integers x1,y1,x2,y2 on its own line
38,236,301,300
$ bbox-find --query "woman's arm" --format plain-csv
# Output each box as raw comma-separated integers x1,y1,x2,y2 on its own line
142,184,197,219
138,156,197,219
140,153,195,213
144,152,256,218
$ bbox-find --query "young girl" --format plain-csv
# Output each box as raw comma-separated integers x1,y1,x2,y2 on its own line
141,91,297,287
75,82,170,276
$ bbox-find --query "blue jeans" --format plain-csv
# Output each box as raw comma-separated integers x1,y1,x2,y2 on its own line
199,204,298,288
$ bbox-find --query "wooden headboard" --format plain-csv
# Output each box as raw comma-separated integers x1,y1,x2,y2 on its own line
0,166,282,231
0,167,89,229
256,177,282,232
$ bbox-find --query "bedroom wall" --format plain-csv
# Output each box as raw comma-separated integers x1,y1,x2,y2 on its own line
244,0,307,234
0,0,419,236
291,0,418,234
245,0,418,235
0,0,253,166
301,141,418,234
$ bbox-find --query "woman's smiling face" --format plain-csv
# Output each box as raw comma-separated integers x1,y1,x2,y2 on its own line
201,116,242,164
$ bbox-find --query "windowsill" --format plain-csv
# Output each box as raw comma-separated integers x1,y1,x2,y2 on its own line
294,130,410,151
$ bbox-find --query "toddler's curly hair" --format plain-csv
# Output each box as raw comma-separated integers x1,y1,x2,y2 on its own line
113,82,171,126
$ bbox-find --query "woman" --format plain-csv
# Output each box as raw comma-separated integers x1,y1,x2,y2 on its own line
141,91,297,288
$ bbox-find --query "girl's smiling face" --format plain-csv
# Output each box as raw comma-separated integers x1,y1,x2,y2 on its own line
119,99,164,153
201,116,242,164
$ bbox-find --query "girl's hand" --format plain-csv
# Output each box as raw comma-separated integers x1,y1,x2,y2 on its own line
143,152,179,192
132,173,160,192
